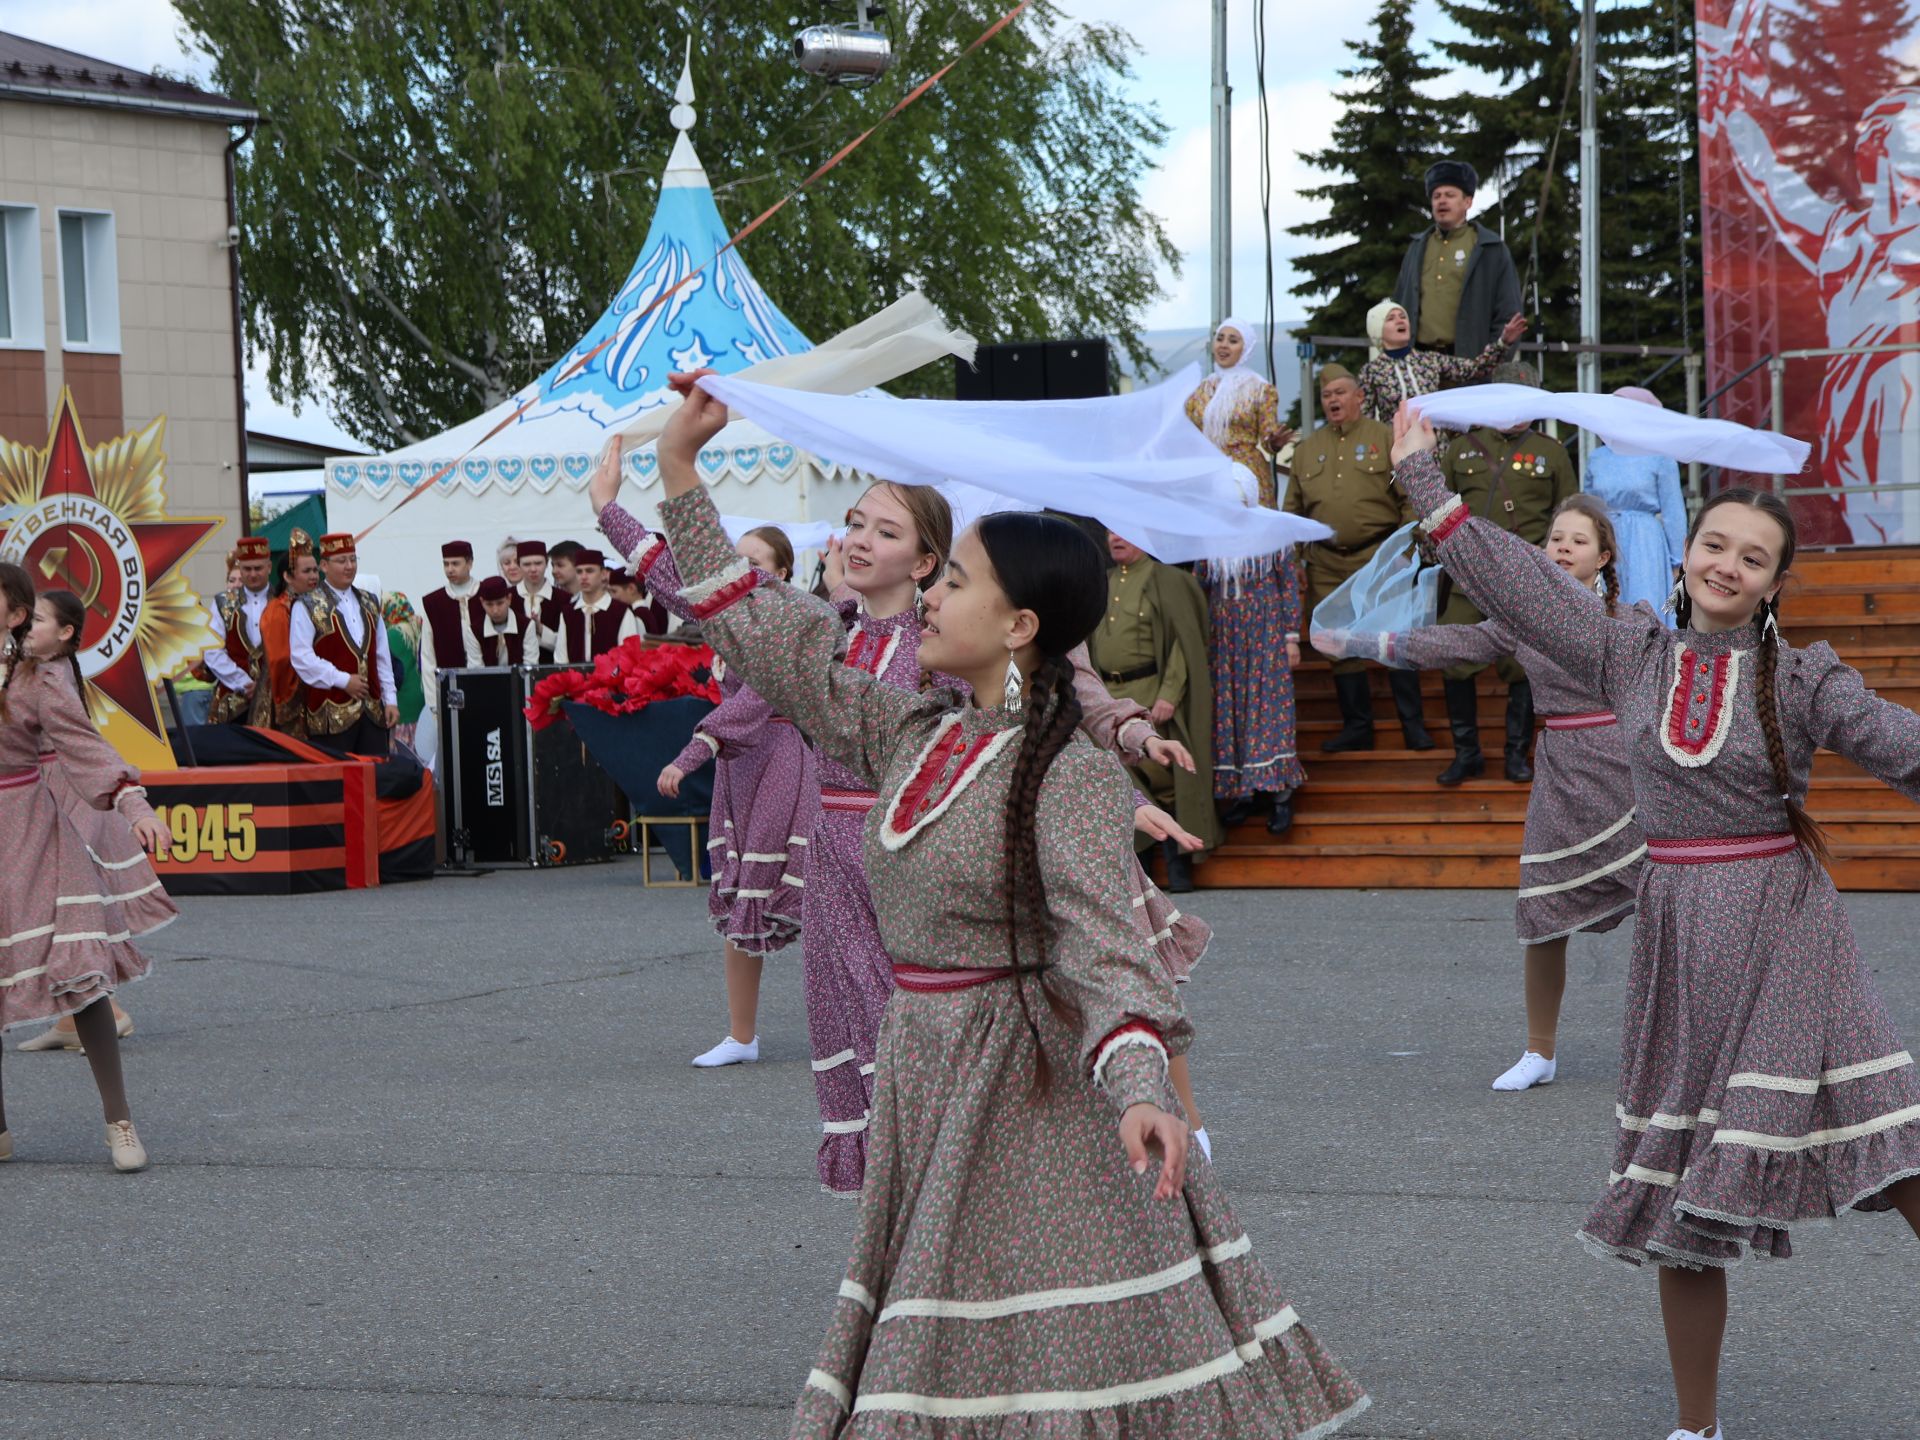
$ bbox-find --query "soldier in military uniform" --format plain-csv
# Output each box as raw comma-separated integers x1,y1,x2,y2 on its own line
1286,364,1432,752
1428,362,1578,784
289,532,399,756
203,535,274,725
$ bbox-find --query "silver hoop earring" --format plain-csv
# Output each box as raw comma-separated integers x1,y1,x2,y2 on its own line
1003,654,1024,713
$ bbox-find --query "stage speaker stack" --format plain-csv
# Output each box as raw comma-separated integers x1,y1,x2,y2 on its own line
954,338,1110,401
439,666,623,867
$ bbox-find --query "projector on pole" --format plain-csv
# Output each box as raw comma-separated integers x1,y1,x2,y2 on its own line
794,1,895,87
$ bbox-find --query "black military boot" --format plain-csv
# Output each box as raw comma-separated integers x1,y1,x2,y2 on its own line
1266,790,1295,835
1388,670,1435,750
1436,678,1484,786
1504,679,1536,783
1321,671,1377,752
1162,838,1195,894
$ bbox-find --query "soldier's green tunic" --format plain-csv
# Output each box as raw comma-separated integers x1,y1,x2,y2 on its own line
1417,225,1478,349
1434,425,1578,681
1284,414,1411,675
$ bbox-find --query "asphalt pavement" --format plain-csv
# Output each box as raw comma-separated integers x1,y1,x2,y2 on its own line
2,862,1915,1439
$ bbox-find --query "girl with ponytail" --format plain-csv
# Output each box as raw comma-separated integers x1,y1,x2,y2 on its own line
621,374,1369,1439
14,592,177,1052
1313,493,1646,1093
0,563,169,1174
1392,406,1920,1440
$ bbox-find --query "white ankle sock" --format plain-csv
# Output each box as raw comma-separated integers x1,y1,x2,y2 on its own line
1665,1426,1722,1440
1491,1050,1557,1091
691,1034,760,1068
1193,1127,1213,1161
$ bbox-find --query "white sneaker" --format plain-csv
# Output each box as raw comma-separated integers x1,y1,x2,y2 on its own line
1665,1426,1724,1440
1192,1127,1213,1161
1491,1051,1557,1091
691,1035,759,1068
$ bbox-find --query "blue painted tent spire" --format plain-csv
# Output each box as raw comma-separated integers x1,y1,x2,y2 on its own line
524,39,813,428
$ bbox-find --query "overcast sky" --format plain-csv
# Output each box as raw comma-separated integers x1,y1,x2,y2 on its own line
10,0,1465,443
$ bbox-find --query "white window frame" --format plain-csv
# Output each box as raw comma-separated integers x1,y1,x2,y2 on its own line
56,207,120,354
0,203,44,351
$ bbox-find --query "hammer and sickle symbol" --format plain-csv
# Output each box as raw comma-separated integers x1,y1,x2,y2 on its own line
38,535,112,619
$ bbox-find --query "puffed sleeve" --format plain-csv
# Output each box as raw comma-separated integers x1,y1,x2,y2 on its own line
657,486,923,786
1381,617,1513,671
28,667,155,824
1800,642,1920,803
673,680,779,776
1068,643,1153,762
1033,742,1193,1113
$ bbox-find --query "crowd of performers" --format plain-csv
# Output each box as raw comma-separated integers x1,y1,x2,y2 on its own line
194,528,671,763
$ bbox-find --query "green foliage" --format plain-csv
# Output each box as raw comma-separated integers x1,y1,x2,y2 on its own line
178,0,1177,446
1288,0,1451,347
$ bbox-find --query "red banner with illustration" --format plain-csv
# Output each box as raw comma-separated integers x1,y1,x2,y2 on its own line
1698,0,1920,546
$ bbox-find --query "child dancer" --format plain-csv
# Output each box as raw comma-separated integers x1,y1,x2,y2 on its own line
0,565,168,1171
653,376,1368,1438
652,526,819,1068
1390,405,1920,1440
1314,495,1647,1091
16,591,175,1052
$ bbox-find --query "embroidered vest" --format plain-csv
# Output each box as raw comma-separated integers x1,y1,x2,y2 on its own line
298,585,383,734
209,587,269,725
421,586,481,672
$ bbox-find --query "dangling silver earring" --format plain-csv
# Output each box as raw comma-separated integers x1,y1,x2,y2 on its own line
1763,602,1779,640
1003,652,1024,713
1592,572,1606,596
1662,577,1685,616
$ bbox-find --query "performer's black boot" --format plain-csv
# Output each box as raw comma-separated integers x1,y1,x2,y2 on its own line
1436,678,1484,786
1321,672,1377,752
1504,679,1536,783
1388,670,1435,750
1218,795,1256,830
1162,838,1195,894
1266,790,1295,835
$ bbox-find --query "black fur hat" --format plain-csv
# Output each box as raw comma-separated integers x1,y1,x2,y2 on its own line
1425,159,1479,197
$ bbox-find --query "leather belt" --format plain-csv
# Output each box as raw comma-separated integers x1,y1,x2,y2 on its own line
1100,663,1157,685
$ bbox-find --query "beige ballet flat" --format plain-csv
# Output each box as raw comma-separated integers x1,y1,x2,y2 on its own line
105,1120,148,1174
0,1129,12,1161
116,1012,134,1039
17,1025,82,1052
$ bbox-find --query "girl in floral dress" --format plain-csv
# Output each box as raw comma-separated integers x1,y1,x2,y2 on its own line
653,376,1368,1440
0,563,168,1173
648,526,819,1069
1390,405,1920,1440
15,590,173,1052
1313,496,1648,1092
1184,318,1311,831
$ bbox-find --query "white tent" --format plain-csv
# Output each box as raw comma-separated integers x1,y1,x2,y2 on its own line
324,46,873,604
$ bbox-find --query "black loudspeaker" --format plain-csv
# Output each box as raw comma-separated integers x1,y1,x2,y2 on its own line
439,666,621,867
1043,338,1110,398
990,343,1046,400
954,348,994,400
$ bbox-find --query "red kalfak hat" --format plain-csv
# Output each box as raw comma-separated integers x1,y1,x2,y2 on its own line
318,532,356,559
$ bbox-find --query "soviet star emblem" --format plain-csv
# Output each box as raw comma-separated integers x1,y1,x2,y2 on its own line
0,389,223,754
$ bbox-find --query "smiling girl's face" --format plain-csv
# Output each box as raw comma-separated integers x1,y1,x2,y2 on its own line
840,484,937,596
1683,504,1787,631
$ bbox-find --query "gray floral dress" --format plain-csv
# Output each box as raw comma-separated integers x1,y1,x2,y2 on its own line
1398,448,1920,1269
659,487,1367,1438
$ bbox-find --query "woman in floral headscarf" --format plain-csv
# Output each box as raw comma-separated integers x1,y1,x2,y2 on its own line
381,592,426,751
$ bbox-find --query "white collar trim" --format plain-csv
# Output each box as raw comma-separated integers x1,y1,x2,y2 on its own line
879,715,1023,851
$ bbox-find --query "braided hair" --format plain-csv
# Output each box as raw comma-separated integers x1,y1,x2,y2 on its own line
36,590,90,716
976,512,1108,1095
1676,488,1831,869
1552,493,1621,617
0,561,36,724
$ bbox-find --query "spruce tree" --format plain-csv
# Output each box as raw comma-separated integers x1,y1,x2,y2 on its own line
1287,0,1449,354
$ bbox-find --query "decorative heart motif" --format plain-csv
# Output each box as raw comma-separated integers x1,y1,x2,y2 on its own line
463,457,492,485
398,461,426,485
732,446,762,472
529,455,558,481
766,443,797,473
563,453,593,481
333,462,360,485
494,456,524,483
630,450,659,477
364,461,392,486
698,446,728,478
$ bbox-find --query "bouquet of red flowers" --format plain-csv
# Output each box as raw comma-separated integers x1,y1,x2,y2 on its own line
522,637,723,731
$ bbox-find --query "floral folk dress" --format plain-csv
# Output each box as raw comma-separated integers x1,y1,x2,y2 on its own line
1400,448,1920,1268
659,484,1367,1440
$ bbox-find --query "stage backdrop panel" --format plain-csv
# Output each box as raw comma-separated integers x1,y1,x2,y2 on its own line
1699,0,1920,546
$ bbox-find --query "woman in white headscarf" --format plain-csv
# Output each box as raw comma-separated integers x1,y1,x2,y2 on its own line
1355,299,1527,424
1181,320,1309,833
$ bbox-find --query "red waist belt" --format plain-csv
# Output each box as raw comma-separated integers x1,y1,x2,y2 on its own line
36,750,57,763
0,767,39,789
821,786,878,813
893,964,1014,993
1646,832,1797,865
1542,711,1616,731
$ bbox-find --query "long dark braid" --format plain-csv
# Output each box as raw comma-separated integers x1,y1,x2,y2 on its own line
1678,488,1830,868
975,512,1108,1097
0,561,35,724
38,590,90,716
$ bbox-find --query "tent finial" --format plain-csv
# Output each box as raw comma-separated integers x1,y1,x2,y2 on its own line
671,36,696,133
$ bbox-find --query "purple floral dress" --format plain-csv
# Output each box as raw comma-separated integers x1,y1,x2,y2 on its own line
1399,448,1920,1269
659,483,1368,1440
1195,551,1308,801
